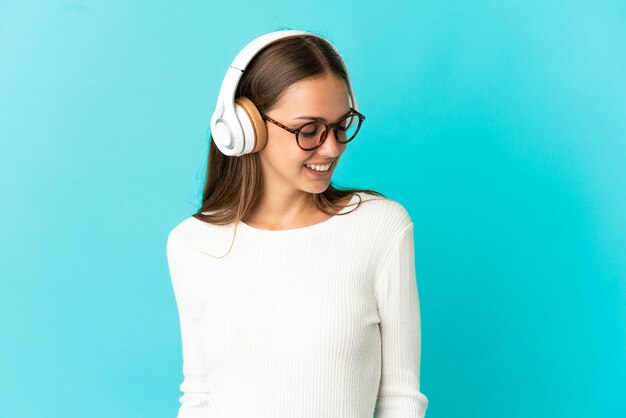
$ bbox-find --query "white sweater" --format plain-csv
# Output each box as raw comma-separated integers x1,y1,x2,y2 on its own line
166,191,428,418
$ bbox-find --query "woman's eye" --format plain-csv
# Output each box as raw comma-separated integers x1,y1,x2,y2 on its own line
300,123,323,137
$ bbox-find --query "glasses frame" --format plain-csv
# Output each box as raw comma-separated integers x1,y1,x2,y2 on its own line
259,107,366,151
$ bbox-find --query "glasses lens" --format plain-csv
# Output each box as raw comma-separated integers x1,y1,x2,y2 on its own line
297,114,362,150
298,122,326,150
337,114,361,143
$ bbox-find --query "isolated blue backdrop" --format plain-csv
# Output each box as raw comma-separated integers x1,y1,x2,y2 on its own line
1,1,624,417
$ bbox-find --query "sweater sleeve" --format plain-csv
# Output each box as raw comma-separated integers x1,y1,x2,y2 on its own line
373,221,429,418
167,231,213,418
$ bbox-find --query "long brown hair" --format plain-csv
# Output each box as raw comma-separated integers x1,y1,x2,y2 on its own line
191,32,385,255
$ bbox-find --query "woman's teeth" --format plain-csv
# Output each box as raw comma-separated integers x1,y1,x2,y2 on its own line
304,162,332,171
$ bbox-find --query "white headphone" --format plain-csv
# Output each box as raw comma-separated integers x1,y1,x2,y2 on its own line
209,29,359,157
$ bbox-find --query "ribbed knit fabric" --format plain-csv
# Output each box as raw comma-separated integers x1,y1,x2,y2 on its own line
166,191,428,418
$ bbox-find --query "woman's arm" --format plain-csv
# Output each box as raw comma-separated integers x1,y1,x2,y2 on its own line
167,230,213,418
374,221,429,418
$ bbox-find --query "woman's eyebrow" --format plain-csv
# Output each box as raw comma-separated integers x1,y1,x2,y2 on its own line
292,109,353,122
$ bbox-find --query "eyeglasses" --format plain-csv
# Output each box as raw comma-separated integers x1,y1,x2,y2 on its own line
259,107,366,151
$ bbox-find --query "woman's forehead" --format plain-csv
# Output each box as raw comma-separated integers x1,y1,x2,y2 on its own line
275,77,351,120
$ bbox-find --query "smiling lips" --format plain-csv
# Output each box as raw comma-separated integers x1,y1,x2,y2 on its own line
304,158,335,171
304,162,332,172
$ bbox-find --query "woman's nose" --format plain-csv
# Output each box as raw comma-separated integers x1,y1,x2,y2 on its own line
319,128,341,155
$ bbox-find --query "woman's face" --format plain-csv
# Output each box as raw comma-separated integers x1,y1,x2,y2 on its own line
259,74,351,195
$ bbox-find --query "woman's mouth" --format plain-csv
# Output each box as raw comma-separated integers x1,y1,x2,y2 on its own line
303,160,334,177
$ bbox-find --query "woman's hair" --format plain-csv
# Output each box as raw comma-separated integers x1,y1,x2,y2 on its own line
192,33,385,253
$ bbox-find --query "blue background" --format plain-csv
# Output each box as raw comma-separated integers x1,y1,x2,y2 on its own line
1,1,625,417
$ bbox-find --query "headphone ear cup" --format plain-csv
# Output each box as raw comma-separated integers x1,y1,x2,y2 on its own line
234,96,268,154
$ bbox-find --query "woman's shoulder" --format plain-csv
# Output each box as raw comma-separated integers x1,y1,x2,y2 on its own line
166,213,232,255
166,216,198,255
348,192,415,268
352,191,413,230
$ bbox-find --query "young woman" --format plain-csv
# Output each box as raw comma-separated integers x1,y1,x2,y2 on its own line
166,29,428,418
